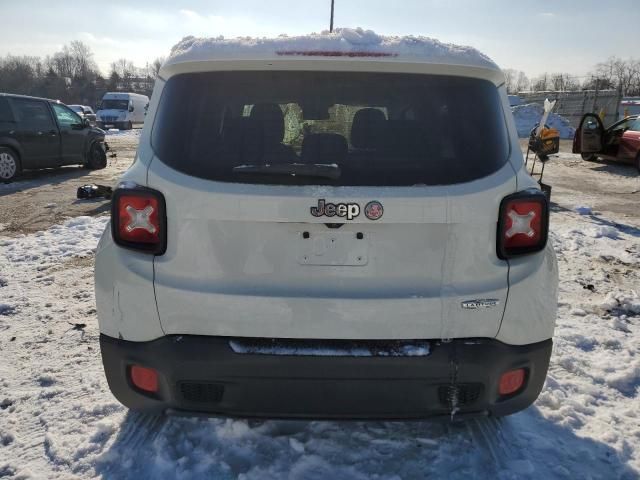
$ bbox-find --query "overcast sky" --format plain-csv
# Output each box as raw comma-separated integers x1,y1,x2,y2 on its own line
2,0,638,78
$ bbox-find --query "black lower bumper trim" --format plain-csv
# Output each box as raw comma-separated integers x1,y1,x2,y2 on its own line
100,334,552,419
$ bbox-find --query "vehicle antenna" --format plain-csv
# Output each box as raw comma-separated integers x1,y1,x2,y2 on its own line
330,0,335,32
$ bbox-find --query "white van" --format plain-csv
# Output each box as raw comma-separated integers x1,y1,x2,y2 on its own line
95,29,558,419
619,99,640,121
96,92,149,130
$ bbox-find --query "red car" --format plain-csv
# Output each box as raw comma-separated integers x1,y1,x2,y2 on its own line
573,114,640,172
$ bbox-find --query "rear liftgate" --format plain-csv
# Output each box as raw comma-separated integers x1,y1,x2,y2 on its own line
145,160,517,343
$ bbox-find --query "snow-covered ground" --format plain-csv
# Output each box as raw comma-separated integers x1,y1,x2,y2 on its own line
512,103,576,139
1,206,639,478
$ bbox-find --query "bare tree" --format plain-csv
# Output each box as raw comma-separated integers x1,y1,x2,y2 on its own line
51,48,75,78
69,40,97,78
502,69,530,93
151,57,165,78
503,68,515,93
110,58,136,89
516,71,530,92
0,55,39,94
582,76,614,91
0,42,158,103
532,73,550,92
591,57,640,95
550,73,579,92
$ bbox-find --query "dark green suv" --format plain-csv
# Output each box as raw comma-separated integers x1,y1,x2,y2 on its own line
0,93,107,182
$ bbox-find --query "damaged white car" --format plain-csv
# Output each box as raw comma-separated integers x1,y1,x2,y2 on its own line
95,29,558,419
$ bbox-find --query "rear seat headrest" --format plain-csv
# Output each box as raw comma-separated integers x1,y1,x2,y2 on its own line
301,133,348,164
350,108,387,149
250,103,285,144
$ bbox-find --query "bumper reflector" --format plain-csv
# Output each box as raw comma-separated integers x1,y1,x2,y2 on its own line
499,368,525,396
130,365,158,393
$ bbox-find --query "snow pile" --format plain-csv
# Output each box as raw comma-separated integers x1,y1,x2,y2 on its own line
0,216,107,319
167,27,499,71
589,225,620,239
550,213,640,407
511,103,576,139
0,216,107,264
508,95,522,107
600,292,640,316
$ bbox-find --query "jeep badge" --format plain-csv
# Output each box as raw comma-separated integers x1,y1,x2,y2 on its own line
310,199,383,221
311,199,360,220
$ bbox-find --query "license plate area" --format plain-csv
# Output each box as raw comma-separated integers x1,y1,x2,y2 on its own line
297,231,369,266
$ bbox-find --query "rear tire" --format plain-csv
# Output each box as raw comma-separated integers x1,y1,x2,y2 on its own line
581,153,598,162
0,147,20,182
86,143,107,170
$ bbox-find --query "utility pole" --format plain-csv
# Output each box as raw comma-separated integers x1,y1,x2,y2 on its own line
330,0,335,32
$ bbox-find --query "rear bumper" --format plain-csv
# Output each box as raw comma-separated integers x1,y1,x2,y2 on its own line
100,334,552,419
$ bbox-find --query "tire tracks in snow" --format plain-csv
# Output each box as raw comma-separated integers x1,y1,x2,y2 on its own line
114,412,167,451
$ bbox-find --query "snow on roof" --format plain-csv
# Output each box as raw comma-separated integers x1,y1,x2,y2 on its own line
166,28,500,72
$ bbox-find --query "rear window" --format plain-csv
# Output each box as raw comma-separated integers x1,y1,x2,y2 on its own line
152,71,509,186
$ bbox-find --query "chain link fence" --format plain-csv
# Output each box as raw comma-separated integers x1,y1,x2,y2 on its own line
515,90,623,128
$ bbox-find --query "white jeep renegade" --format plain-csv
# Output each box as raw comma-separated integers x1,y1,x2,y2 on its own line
95,29,558,419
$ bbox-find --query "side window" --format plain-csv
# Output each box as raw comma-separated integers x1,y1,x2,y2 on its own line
0,97,14,124
585,118,600,130
612,118,633,131
630,118,640,132
10,98,55,131
51,103,82,128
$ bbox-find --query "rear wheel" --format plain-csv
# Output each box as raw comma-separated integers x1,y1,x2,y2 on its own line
86,143,107,170
0,147,20,182
581,153,598,162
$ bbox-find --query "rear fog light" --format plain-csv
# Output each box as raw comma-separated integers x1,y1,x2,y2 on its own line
130,365,159,393
499,368,526,396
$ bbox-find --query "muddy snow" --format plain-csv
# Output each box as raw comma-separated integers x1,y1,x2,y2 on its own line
0,138,639,478
0,131,138,236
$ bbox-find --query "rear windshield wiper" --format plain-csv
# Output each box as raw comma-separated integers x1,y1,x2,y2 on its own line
232,163,341,180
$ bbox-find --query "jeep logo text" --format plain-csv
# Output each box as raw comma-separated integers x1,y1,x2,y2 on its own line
311,199,360,220
310,199,384,220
